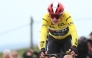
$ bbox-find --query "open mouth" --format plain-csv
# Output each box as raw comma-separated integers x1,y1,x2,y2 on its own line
53,21,58,24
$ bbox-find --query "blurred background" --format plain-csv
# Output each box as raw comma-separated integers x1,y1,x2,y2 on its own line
0,0,92,58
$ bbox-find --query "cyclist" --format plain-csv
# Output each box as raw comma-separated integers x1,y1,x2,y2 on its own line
38,1,78,58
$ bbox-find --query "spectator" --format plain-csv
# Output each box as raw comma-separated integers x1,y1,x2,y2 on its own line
2,49,12,58
89,32,92,39
75,36,88,58
23,49,39,58
87,32,92,58
11,50,19,58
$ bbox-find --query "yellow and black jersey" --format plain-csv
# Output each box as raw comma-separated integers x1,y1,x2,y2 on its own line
39,11,78,49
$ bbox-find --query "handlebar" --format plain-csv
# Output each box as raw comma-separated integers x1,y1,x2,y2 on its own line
45,52,71,57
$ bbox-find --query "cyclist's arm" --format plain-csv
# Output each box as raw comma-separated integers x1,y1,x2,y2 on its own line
39,15,49,50
66,13,78,47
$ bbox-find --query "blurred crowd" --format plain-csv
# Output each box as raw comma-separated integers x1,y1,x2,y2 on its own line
75,32,92,58
2,49,39,58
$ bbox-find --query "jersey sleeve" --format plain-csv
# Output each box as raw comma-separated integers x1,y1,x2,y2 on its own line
65,13,78,47
39,14,49,49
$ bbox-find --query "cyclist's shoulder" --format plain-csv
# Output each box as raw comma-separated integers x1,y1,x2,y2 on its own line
42,12,50,18
62,11,72,22
62,11,71,16
42,12,51,23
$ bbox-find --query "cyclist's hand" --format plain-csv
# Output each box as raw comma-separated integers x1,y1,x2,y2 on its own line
39,48,45,58
70,50,77,56
69,46,78,56
40,52,45,58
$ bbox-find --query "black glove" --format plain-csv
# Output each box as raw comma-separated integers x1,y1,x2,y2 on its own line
39,48,45,55
71,46,78,54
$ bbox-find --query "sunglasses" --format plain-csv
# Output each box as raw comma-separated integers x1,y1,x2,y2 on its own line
50,14,62,19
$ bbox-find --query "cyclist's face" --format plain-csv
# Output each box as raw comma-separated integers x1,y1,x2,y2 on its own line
50,14,62,24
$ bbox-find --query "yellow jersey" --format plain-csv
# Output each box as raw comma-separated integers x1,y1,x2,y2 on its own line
39,11,78,49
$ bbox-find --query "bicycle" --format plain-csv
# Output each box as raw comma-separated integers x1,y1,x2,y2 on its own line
45,52,75,58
